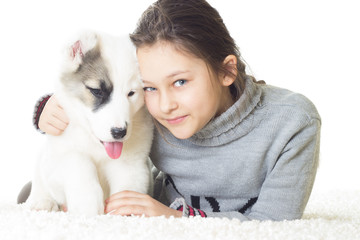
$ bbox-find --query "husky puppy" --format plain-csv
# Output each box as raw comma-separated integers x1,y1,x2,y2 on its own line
28,32,153,216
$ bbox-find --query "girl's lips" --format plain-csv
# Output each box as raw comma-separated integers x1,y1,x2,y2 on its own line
166,115,188,125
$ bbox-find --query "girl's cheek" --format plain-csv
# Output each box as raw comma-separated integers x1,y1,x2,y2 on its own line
144,95,157,117
144,94,151,107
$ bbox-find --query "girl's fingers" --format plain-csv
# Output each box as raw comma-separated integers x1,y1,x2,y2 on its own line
105,196,149,213
104,191,181,218
49,115,69,131
106,190,146,203
53,107,69,125
108,204,147,216
61,205,68,212
46,124,65,136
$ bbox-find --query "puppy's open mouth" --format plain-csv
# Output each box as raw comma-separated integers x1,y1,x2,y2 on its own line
101,141,123,159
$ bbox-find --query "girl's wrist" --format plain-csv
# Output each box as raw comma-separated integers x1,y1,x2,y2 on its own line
33,94,52,133
173,209,183,218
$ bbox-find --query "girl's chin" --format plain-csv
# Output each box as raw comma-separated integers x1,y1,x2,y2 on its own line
171,127,200,140
157,118,202,140
167,128,192,140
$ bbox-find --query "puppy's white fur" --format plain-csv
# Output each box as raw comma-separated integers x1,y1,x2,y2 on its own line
28,32,153,216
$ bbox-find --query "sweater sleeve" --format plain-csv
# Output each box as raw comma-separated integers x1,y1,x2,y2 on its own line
169,117,321,221
170,198,208,217
245,117,321,221
169,197,253,220
33,94,52,133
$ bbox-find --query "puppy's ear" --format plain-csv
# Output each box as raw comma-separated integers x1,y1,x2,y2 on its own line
66,32,98,68
71,40,84,60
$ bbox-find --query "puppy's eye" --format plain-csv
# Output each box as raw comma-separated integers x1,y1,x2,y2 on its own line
128,91,135,97
86,86,104,98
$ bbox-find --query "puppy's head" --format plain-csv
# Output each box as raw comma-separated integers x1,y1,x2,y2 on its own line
60,32,145,159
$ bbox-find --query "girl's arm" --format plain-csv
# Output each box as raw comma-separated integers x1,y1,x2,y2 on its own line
33,94,69,135
105,190,182,218
242,117,321,221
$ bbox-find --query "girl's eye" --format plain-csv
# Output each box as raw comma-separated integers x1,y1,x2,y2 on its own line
143,87,157,92
174,79,187,87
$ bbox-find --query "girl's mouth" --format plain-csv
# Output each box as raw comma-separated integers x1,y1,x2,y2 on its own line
166,115,188,125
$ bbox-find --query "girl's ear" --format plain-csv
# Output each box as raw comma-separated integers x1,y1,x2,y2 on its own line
221,55,237,86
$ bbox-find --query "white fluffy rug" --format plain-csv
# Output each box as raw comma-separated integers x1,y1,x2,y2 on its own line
1,190,359,240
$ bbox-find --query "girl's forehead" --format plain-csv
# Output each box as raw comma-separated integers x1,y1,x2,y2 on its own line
137,44,215,82
137,42,202,68
137,41,196,59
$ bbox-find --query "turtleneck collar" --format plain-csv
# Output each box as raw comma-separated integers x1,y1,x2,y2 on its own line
187,78,263,146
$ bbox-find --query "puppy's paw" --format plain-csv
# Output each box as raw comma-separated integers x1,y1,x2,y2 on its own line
29,199,60,212
67,200,104,217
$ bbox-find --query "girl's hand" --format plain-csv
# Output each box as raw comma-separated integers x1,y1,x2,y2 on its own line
39,95,69,136
105,190,182,218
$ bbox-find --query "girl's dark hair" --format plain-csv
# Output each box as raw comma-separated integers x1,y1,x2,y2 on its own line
130,0,258,101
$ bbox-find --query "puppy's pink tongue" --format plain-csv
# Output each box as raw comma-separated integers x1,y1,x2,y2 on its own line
103,142,123,159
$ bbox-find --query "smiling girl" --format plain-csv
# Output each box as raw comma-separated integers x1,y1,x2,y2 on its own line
20,0,321,221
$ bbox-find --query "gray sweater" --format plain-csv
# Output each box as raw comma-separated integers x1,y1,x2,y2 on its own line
150,78,321,221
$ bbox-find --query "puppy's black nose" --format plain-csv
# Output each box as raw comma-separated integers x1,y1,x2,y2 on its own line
111,127,127,139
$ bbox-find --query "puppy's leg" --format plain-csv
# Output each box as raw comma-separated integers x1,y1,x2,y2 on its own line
28,167,59,212
105,156,151,196
63,154,104,216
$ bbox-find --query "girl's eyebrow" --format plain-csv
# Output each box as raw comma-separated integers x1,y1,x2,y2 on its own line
142,70,190,84
166,70,190,78
142,79,152,84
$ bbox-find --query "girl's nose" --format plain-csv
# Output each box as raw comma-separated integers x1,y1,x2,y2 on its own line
159,92,178,113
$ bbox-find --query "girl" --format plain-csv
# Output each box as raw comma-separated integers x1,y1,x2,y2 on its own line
24,0,321,221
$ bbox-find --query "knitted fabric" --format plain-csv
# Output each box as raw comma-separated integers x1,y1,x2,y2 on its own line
151,78,321,220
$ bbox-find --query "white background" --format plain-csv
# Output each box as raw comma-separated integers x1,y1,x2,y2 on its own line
0,0,359,203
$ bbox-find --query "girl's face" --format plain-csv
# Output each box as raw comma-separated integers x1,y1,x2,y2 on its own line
137,41,234,139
